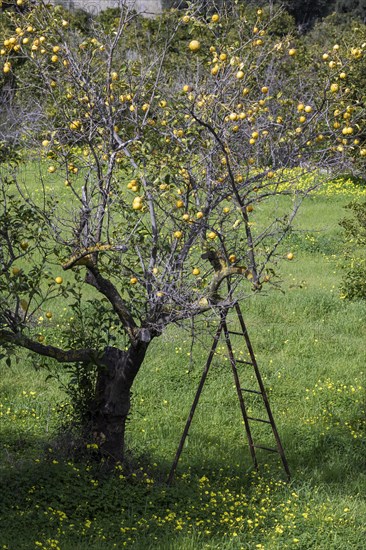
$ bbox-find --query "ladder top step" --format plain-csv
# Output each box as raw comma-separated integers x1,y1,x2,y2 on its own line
235,359,254,366
227,330,246,336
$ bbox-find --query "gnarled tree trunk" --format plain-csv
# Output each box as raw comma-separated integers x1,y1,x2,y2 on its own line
90,342,149,462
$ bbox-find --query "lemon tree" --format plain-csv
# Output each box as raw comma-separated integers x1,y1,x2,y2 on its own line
0,0,364,461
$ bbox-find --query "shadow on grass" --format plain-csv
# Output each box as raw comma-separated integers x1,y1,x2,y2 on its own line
1,422,365,549
0,427,288,549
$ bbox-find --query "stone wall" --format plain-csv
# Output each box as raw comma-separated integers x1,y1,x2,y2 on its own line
51,1,163,17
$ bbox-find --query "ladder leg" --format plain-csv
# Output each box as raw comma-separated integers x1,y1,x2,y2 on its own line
222,317,258,471
234,303,291,480
167,313,226,484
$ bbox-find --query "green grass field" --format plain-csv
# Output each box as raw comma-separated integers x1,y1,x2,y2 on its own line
1,181,365,550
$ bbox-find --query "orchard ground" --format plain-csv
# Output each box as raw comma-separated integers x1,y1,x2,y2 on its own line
0,175,365,549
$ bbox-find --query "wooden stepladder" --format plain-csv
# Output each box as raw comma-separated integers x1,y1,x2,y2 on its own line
167,301,290,484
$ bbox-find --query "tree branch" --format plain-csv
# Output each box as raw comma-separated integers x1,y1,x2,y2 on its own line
188,110,259,283
154,264,252,328
0,330,97,363
62,243,127,270
207,265,253,296
85,265,137,340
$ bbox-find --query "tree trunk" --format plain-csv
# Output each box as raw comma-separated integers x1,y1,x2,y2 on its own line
90,342,149,462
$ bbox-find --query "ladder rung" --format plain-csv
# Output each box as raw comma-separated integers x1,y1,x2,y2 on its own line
247,416,271,424
227,330,245,336
240,388,262,395
235,359,254,366
253,444,278,453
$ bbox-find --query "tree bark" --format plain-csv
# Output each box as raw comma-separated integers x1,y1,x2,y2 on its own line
90,342,149,462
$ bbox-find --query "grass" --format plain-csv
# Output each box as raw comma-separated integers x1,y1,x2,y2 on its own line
1,182,366,549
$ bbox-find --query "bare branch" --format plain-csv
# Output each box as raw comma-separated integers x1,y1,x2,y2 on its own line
0,330,97,364
62,243,128,270
84,265,138,340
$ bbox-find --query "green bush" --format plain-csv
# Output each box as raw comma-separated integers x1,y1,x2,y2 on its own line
340,200,366,299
